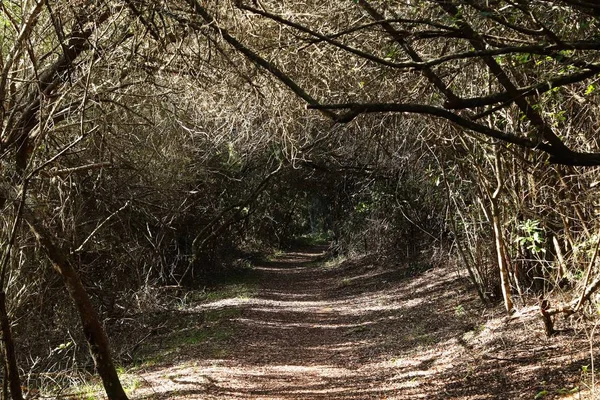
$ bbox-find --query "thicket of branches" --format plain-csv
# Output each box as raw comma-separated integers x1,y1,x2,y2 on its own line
1,0,600,398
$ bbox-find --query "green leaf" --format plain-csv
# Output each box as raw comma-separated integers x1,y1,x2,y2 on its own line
535,390,548,399
585,84,596,95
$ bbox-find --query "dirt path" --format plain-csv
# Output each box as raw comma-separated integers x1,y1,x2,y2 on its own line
130,247,591,399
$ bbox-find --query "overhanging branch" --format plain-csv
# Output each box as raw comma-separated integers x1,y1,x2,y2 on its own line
307,102,600,166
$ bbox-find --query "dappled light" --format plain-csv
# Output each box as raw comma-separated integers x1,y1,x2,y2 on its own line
121,249,590,399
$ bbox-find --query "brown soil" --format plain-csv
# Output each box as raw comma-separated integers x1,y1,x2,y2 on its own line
128,246,596,399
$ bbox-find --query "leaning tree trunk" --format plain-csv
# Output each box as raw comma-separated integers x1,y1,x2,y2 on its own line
25,212,128,400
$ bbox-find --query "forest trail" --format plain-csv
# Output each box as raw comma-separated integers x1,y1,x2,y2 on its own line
129,247,588,399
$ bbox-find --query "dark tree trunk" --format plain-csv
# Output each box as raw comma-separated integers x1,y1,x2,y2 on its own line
0,292,23,400
25,212,128,400
2,362,8,400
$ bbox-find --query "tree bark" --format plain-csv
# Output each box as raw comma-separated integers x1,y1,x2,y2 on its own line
539,299,555,337
24,212,128,400
0,292,23,400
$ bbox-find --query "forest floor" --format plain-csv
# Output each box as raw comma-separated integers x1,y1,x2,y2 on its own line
99,246,597,399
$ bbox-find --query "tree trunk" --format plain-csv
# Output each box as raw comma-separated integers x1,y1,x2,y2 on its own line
552,236,567,285
490,148,514,313
2,362,8,400
491,197,514,313
539,299,555,337
24,212,128,400
0,292,23,400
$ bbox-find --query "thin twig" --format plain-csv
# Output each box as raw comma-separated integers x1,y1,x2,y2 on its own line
74,201,130,253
